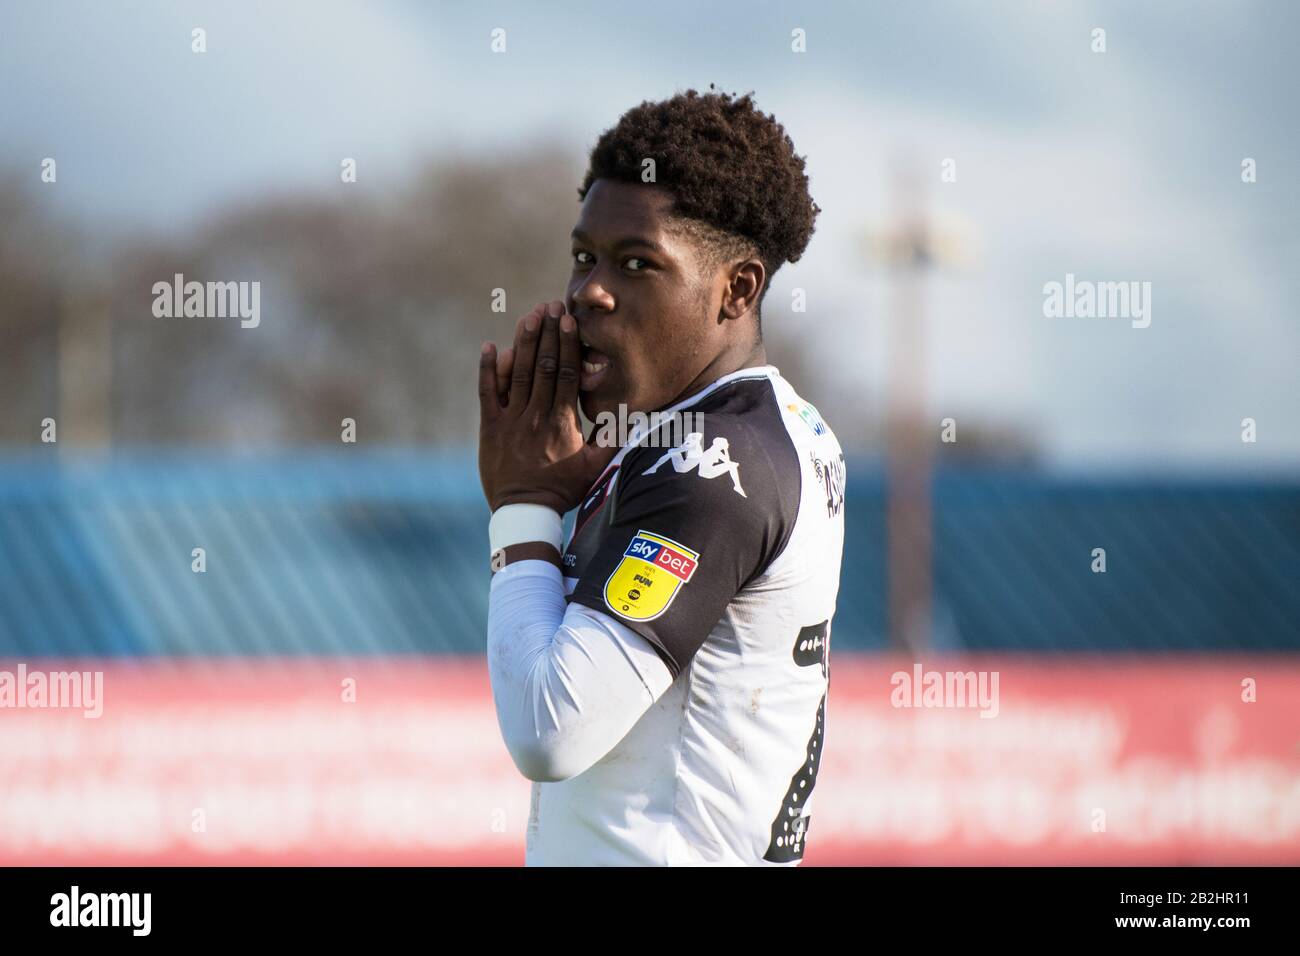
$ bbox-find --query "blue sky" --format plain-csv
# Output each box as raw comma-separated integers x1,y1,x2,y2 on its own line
3,0,1296,469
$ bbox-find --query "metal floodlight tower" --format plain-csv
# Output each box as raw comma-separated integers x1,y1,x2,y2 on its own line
861,155,977,654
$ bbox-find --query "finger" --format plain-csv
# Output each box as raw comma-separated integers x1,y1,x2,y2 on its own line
499,311,529,405
554,309,581,411
478,342,500,425
508,304,545,409
528,303,563,414
495,346,514,406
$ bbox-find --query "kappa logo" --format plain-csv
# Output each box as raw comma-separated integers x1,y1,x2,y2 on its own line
603,530,699,621
641,432,746,497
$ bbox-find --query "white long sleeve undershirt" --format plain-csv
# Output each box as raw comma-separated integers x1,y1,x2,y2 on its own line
486,559,675,783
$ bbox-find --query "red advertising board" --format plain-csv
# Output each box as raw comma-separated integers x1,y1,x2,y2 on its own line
1,657,1296,865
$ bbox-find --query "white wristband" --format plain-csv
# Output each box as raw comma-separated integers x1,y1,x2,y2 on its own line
489,503,564,554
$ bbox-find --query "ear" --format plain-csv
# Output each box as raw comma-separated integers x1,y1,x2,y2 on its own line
720,257,766,322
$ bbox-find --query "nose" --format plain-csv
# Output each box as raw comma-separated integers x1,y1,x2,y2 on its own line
568,269,615,319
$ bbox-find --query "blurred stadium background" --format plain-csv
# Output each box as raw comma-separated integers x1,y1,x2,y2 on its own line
1,0,1297,864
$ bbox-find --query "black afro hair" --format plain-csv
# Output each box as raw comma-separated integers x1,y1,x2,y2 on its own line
578,85,821,318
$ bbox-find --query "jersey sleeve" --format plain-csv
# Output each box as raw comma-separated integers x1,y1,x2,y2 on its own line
567,418,800,679
487,560,676,782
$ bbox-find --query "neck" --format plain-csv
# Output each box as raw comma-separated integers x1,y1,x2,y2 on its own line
661,339,768,412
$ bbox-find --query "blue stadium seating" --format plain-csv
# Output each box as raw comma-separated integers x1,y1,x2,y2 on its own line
0,451,1296,655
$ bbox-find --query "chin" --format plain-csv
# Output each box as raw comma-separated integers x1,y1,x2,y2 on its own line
578,393,608,424
579,388,621,424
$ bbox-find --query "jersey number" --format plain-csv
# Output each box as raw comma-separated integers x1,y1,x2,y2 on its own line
763,620,830,863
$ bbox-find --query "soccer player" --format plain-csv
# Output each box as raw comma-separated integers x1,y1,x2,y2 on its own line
477,87,845,865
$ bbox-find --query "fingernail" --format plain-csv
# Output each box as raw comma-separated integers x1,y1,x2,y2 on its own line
481,341,492,355
547,301,562,318
560,314,575,333
525,313,539,332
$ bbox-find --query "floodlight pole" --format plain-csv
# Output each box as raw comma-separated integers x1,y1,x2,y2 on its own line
883,161,933,656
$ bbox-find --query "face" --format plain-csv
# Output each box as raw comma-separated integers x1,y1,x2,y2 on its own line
566,179,731,422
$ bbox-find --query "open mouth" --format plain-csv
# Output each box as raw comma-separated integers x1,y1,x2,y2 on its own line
579,337,612,392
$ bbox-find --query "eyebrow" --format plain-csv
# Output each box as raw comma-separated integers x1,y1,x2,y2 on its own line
570,228,668,256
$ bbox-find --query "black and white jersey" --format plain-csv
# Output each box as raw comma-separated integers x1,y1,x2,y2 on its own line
526,365,846,865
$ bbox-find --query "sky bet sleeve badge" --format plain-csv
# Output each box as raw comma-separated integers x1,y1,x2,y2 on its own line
603,530,700,622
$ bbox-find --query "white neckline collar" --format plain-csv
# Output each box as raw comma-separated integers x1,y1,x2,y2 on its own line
651,363,780,417
616,364,780,450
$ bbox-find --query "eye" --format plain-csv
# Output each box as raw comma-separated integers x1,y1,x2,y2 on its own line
571,251,651,272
